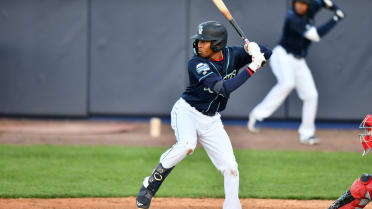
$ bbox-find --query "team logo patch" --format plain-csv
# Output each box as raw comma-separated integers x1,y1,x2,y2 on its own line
196,63,210,74
198,25,203,35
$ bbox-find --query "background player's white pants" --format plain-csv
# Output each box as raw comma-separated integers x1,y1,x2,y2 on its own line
159,98,241,209
251,45,318,140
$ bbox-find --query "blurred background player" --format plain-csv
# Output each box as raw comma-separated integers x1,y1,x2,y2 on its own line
328,114,372,209
247,0,345,145
135,21,271,209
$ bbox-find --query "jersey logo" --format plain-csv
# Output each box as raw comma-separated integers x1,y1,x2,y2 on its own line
204,87,214,94
223,70,237,80
196,63,210,74
198,25,203,35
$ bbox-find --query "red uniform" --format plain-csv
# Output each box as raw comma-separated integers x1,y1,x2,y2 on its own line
329,115,372,209
339,175,372,209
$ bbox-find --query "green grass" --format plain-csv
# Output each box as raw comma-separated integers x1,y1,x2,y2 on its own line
0,145,371,199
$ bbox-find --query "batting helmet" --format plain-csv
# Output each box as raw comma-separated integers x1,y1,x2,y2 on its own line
360,114,372,156
293,0,313,5
192,21,228,55
292,0,313,9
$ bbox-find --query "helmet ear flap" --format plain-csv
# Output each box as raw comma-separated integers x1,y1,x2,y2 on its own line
210,35,227,52
193,40,199,55
210,40,219,52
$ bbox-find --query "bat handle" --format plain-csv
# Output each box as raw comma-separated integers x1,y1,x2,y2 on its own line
229,18,249,43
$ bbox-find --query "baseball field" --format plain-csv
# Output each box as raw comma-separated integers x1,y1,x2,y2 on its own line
0,119,371,209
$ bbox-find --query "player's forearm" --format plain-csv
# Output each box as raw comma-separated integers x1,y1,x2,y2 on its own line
317,17,338,37
322,0,340,11
213,68,254,97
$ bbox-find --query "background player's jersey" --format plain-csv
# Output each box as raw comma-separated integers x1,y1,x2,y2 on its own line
279,0,326,57
181,46,251,115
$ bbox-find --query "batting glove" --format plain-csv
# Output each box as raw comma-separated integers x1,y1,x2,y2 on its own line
333,9,345,22
323,0,334,8
248,52,266,72
244,42,261,56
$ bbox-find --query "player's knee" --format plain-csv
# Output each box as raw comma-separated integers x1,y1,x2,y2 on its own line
360,173,372,183
305,90,318,102
278,82,295,93
178,141,197,156
221,162,239,178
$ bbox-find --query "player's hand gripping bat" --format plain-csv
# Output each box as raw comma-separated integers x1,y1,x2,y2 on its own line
212,0,249,44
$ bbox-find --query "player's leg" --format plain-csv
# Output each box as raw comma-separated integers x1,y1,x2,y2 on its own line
248,46,295,131
136,98,198,209
328,173,372,209
294,60,319,144
198,114,241,209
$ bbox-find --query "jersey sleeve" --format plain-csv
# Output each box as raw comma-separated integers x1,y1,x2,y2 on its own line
231,45,272,70
230,46,252,69
309,0,325,14
188,59,216,83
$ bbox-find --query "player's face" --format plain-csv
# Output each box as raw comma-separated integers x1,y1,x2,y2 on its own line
197,40,214,58
294,1,309,15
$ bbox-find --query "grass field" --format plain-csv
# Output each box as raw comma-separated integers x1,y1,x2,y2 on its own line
0,145,371,199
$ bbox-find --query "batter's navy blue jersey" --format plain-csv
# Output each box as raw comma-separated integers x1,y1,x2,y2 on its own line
279,0,326,57
181,45,271,115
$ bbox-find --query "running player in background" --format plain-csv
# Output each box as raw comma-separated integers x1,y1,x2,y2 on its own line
247,0,345,145
135,21,271,209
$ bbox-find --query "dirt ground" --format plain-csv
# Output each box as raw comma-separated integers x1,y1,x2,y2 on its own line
0,119,366,209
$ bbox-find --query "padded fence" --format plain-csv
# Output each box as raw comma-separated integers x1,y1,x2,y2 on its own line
0,0,371,120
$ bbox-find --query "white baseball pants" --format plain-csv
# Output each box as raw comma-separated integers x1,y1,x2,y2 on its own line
160,98,241,209
251,45,318,140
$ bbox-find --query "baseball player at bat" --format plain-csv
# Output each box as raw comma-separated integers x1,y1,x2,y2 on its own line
247,0,345,145
328,114,372,209
136,21,272,209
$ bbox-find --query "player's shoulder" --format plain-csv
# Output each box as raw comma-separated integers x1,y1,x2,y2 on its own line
285,10,308,27
226,46,245,57
188,56,211,73
310,0,324,9
189,56,208,67
286,10,301,21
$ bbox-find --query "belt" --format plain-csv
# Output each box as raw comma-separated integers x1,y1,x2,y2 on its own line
293,54,303,59
196,108,216,116
202,111,216,116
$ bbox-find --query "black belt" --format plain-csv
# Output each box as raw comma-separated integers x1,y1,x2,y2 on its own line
293,54,304,59
196,108,216,116
202,111,216,116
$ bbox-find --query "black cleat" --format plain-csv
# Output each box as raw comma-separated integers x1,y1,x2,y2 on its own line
136,185,153,209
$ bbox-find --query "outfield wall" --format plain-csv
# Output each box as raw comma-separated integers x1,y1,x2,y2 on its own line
0,0,371,120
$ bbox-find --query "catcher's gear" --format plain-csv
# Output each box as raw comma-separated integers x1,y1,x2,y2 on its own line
136,163,174,209
328,189,355,209
328,174,372,209
360,114,372,156
192,21,228,55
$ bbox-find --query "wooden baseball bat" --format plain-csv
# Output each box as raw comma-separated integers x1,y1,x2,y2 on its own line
212,0,249,43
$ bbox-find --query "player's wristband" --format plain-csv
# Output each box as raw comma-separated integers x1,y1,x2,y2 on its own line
245,67,255,76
